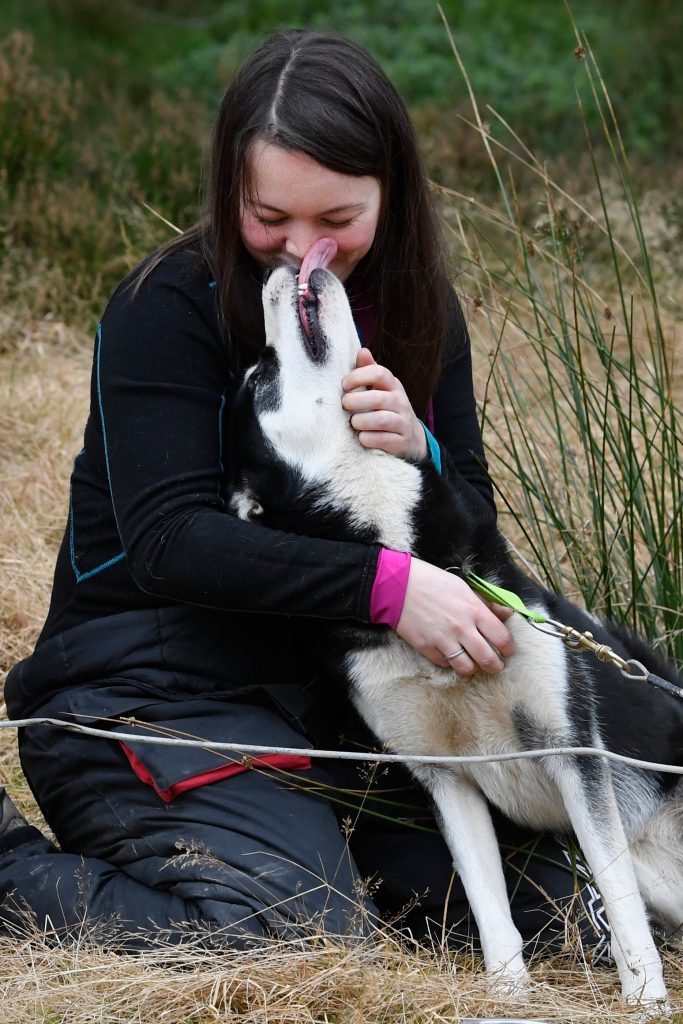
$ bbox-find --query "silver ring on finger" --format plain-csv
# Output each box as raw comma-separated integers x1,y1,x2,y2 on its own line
444,647,467,661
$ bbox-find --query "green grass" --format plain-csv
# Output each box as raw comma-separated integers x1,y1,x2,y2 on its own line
2,0,682,153
440,16,683,663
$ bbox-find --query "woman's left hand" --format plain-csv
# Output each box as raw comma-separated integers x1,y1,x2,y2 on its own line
341,348,428,461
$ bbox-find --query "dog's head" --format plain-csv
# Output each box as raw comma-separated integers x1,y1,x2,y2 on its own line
229,264,423,550
233,264,362,482
229,265,369,526
257,264,360,458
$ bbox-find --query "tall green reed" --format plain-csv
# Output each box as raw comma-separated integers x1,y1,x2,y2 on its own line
440,13,682,664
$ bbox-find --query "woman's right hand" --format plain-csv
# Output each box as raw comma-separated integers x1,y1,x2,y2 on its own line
395,558,516,676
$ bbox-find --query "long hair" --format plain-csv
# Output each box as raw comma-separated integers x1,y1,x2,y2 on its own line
139,30,450,415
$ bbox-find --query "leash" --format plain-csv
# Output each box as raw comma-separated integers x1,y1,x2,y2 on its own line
464,571,683,701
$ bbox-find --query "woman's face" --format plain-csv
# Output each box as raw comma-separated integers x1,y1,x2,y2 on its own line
240,140,382,282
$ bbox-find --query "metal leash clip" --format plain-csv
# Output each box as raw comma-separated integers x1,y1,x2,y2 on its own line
531,618,644,674
530,618,683,699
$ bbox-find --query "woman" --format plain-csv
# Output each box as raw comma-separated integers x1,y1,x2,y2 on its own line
0,29,606,955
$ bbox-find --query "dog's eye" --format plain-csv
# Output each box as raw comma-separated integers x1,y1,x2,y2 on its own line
246,366,265,393
245,348,277,392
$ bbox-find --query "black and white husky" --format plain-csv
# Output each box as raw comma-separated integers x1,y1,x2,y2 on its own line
230,264,683,1012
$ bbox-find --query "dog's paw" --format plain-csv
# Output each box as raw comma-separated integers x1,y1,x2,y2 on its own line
486,965,532,998
623,994,672,1022
620,961,670,1020
230,487,264,521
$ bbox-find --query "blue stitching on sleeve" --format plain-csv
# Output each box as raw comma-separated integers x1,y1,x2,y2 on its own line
69,446,126,583
74,552,126,583
70,489,126,582
61,323,128,583
68,483,79,579
68,451,84,579
96,322,123,535
419,421,442,474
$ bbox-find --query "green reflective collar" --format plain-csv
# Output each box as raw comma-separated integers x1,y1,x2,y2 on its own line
466,572,547,623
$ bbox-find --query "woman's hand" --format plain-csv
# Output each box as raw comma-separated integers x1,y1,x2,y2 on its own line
395,558,516,676
342,348,427,461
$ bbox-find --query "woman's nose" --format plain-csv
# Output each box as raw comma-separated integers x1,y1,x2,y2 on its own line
284,227,320,262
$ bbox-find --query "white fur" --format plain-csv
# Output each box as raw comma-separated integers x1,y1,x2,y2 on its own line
236,267,678,1013
347,612,573,832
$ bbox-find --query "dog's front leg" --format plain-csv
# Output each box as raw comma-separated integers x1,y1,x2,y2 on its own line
414,766,529,987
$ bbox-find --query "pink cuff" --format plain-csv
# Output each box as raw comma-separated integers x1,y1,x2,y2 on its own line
370,548,412,629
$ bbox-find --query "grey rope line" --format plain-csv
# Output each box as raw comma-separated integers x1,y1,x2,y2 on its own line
1,717,682,775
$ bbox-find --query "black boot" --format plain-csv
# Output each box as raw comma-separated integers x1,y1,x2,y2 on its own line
0,788,30,837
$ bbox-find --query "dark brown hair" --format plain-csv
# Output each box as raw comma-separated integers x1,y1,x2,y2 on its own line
141,29,450,415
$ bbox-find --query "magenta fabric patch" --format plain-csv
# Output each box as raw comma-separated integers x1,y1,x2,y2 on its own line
370,548,412,629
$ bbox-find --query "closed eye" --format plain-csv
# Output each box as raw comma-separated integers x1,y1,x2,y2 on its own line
255,216,356,229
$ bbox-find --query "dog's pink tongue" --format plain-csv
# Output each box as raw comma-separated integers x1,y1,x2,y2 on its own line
299,237,338,285
298,238,338,340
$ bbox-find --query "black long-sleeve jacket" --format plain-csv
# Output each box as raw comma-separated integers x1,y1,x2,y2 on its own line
6,249,494,718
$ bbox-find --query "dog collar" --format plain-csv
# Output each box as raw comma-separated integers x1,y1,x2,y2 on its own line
465,572,547,623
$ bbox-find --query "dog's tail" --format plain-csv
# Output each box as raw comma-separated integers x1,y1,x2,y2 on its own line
630,791,683,942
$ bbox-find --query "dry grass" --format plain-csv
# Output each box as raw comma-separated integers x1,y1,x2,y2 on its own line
0,319,89,676
0,927,681,1023
0,316,90,831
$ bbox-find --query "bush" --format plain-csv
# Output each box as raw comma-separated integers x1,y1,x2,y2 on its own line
0,28,207,327
3,1,683,156
0,31,79,189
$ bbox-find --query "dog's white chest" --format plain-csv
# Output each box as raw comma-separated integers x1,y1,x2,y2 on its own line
346,624,574,833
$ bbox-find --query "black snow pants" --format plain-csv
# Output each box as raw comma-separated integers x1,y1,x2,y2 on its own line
0,685,610,956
